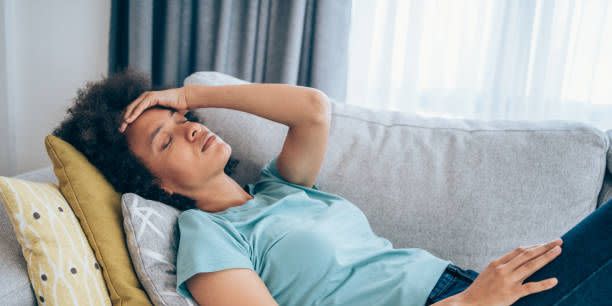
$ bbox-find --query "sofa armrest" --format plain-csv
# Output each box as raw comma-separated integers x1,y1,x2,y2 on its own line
14,166,57,185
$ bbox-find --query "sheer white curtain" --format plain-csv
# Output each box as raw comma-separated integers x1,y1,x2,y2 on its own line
346,0,612,131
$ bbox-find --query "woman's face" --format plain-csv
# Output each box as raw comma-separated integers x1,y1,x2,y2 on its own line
123,107,231,194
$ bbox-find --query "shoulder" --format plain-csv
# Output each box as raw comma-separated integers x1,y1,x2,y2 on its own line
178,209,225,227
258,157,321,190
178,208,202,222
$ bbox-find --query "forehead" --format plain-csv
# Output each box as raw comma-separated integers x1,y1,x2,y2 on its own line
125,108,171,144
131,108,170,130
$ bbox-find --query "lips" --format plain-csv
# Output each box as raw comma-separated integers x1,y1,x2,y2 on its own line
201,135,215,152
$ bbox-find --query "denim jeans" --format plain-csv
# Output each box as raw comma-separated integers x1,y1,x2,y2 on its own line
425,263,478,305
425,199,612,306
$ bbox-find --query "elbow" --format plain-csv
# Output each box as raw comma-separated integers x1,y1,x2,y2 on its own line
309,89,332,125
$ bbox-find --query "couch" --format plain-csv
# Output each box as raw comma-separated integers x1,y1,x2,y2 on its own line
2,71,611,305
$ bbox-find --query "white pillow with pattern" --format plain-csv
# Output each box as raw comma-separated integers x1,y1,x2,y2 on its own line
121,193,196,306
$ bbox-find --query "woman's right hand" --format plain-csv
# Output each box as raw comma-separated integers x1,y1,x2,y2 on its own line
119,86,190,133
456,238,563,306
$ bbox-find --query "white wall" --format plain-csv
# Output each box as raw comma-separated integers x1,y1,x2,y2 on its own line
0,0,16,176
1,0,110,176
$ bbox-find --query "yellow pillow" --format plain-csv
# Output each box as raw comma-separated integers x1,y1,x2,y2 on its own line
44,135,152,306
0,177,112,306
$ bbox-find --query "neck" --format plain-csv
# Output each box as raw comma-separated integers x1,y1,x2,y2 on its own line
190,174,253,213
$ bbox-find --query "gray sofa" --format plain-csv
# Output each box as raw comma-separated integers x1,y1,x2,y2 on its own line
2,71,611,305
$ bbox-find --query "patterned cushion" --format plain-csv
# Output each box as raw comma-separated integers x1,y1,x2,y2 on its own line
0,176,111,306
121,193,196,306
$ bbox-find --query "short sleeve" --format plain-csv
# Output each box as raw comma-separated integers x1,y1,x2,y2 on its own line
259,157,320,190
175,210,254,299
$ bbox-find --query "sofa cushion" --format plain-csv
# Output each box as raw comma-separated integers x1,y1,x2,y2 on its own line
184,71,609,272
44,135,152,306
121,193,195,306
0,177,111,306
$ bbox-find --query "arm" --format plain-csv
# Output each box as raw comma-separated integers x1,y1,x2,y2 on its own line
186,83,332,188
120,82,331,186
186,268,279,306
185,83,328,127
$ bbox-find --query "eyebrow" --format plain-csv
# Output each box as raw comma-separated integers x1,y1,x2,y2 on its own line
149,109,177,150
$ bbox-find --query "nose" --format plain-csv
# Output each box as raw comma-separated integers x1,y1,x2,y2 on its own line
186,123,203,142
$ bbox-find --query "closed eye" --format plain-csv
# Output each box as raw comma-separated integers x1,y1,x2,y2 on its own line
162,136,172,150
162,119,189,151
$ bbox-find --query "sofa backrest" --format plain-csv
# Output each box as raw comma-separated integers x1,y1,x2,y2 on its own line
186,71,610,271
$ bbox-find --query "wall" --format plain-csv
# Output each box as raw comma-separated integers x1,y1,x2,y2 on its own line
1,0,110,176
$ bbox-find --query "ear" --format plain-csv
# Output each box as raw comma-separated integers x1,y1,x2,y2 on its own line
155,178,174,195
161,184,174,195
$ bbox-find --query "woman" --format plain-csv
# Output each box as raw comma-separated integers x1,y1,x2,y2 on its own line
54,69,611,306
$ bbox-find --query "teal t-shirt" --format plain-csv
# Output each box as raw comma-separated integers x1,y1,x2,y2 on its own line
175,157,452,306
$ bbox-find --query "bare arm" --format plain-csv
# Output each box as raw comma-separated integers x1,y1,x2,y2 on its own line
119,83,328,132
186,268,278,306
186,83,332,188
185,83,329,128
118,82,332,187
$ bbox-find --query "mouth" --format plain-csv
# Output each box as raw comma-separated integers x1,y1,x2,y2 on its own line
201,135,216,152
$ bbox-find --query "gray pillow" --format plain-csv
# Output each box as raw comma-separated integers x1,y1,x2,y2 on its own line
121,193,196,306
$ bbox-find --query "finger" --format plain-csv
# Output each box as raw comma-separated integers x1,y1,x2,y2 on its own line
491,243,543,267
119,122,129,133
491,248,524,267
124,92,148,121
521,277,558,297
503,239,563,271
514,245,562,281
127,98,154,123
492,239,561,267
124,99,145,123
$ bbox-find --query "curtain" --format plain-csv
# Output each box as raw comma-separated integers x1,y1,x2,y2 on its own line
347,0,612,131
109,0,351,102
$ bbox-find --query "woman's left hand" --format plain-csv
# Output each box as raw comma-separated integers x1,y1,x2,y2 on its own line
119,87,189,133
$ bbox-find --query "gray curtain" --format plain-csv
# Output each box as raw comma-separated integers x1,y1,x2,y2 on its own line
109,0,351,102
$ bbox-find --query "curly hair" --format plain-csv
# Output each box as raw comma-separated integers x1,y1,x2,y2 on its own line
53,67,240,211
